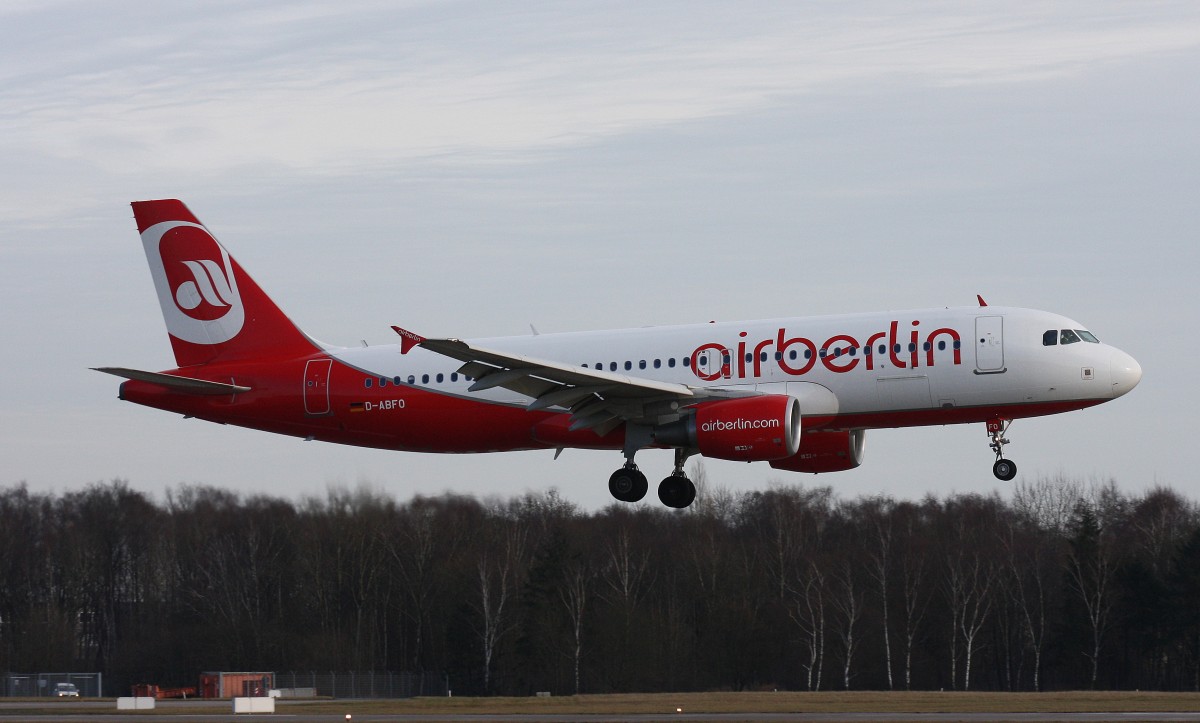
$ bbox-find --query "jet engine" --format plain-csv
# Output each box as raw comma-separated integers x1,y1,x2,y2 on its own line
769,428,866,473
653,395,800,462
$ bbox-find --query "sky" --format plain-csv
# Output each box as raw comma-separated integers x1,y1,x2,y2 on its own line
2,1,1197,511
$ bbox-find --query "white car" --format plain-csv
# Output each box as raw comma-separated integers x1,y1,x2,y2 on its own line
53,683,79,697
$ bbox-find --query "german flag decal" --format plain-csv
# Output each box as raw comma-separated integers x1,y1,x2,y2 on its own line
349,402,366,413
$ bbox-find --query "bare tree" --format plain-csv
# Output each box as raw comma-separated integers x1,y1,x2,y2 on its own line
894,502,930,691
940,498,1000,691
1001,503,1064,691
1129,487,1198,577
787,560,826,691
861,497,896,689
1066,500,1115,688
384,496,471,669
600,517,652,614
1012,475,1083,535
766,487,833,690
688,460,737,522
829,557,863,689
559,560,594,694
473,515,528,693
599,512,653,687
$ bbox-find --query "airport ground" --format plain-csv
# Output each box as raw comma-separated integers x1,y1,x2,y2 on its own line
2,691,1200,722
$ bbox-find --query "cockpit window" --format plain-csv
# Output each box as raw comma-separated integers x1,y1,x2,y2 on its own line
1047,329,1100,346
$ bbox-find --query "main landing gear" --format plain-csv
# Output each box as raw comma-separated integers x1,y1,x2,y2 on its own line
987,418,1017,481
609,449,697,509
608,463,648,503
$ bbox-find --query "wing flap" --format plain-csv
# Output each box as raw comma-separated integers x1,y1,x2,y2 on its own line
393,326,709,427
391,326,766,431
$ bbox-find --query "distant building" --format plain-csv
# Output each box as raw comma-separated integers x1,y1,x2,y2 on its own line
198,672,274,698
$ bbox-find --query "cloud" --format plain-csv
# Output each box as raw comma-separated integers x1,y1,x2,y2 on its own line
3,2,1199,181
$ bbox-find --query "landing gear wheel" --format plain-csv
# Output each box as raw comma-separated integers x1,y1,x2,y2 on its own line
986,418,1017,482
658,474,696,509
993,458,1017,481
609,465,648,503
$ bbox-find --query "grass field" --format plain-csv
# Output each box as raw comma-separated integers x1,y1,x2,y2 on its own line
294,690,1200,714
5,690,1200,718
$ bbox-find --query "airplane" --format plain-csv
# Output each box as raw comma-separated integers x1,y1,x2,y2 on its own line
96,199,1143,508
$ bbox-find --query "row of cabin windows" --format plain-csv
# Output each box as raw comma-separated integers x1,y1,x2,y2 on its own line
583,339,960,371
364,372,471,388
362,339,965,388
1043,329,1100,346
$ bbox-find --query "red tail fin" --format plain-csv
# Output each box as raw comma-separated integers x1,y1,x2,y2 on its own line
132,199,319,367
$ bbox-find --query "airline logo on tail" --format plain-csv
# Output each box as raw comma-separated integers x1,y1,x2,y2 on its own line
141,221,244,345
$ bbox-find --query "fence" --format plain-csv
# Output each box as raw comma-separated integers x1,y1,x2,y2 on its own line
2,672,103,697
274,671,446,698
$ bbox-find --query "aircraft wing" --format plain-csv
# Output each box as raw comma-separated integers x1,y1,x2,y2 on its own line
392,326,745,434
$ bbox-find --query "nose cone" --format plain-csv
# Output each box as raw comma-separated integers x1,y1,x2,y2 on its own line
1109,348,1142,398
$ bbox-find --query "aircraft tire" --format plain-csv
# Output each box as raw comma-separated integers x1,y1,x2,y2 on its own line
609,467,648,503
658,474,695,509
993,458,1017,481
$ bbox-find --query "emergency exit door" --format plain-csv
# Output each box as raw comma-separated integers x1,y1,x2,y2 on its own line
974,316,1005,373
303,358,333,415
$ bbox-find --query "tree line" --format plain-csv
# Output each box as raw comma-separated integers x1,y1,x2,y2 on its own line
1,471,1198,696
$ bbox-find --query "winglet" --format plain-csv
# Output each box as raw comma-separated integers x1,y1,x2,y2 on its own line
391,326,426,354
977,295,988,307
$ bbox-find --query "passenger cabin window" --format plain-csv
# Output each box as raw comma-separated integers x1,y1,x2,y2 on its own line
1060,329,1082,345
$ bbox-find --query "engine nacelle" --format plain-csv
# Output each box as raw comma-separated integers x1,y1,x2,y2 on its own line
654,395,800,462
769,429,866,473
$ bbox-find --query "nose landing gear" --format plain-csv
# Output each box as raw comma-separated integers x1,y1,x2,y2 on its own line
987,418,1017,481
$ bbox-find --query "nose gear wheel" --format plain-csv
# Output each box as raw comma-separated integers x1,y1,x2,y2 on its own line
987,418,1017,481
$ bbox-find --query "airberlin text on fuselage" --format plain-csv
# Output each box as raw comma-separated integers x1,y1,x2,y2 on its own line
690,319,962,382
701,417,781,433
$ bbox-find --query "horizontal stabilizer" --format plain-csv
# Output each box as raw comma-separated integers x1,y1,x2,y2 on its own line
92,367,251,395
